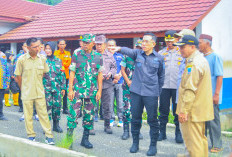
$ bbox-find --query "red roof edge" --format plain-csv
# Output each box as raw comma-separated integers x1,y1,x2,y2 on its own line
0,16,27,23
189,0,221,30
0,32,165,43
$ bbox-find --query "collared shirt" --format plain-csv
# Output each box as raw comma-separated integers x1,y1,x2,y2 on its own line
69,49,103,98
120,56,135,87
54,49,71,79
120,47,165,97
43,56,66,93
176,51,214,122
101,50,117,89
159,47,183,89
14,53,49,100
205,52,223,104
13,50,26,74
113,52,124,84
176,58,186,103
0,58,10,89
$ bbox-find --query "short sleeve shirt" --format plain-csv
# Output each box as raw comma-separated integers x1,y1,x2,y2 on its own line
205,52,223,104
159,47,183,89
69,50,103,98
14,53,49,100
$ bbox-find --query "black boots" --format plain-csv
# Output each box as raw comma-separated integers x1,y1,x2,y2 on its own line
53,119,63,133
104,119,113,134
81,128,93,149
147,139,157,156
158,124,167,141
121,122,130,140
130,134,139,153
175,128,183,143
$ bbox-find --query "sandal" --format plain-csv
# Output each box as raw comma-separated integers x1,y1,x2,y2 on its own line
210,147,223,153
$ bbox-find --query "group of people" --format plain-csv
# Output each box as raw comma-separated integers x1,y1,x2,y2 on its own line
0,28,223,157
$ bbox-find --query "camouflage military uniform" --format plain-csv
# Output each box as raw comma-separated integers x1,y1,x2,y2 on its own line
67,49,103,130
43,57,66,120
120,56,135,124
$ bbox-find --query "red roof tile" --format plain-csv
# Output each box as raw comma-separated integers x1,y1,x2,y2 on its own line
0,0,221,42
0,0,51,22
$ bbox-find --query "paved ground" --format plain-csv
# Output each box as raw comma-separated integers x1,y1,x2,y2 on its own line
0,105,232,157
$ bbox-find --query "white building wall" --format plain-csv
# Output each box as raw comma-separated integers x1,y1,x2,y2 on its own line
200,0,232,61
0,22,22,34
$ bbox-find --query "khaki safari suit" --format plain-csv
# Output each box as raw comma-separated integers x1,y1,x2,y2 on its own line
176,51,214,157
15,53,53,138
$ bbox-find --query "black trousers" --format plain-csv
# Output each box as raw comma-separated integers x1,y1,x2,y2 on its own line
159,88,180,134
18,90,23,109
0,89,5,117
63,79,68,110
131,92,159,141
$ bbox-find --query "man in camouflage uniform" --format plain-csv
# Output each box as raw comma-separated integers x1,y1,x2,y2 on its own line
120,39,143,140
43,42,66,133
67,34,103,149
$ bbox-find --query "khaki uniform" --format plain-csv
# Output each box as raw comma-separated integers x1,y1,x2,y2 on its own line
176,51,214,157
15,53,53,138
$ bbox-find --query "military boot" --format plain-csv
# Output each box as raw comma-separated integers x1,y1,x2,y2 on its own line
121,122,130,140
80,128,93,149
104,119,113,134
175,126,183,143
147,136,157,156
130,134,139,153
158,123,167,141
53,119,63,133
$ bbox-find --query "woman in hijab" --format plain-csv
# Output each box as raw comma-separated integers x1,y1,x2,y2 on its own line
43,42,66,133
4,50,20,107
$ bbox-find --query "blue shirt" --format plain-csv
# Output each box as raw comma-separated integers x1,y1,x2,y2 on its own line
205,52,223,104
113,52,124,84
120,47,165,96
176,58,186,103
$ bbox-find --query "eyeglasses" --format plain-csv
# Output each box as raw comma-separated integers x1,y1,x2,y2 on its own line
142,40,153,44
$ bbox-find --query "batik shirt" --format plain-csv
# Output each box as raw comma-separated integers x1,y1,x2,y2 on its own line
0,58,10,89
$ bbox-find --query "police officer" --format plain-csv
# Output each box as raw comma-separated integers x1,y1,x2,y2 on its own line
67,34,103,149
175,35,214,157
158,30,183,143
115,33,165,156
43,42,66,133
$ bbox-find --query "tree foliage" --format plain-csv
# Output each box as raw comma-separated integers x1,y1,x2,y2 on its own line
27,0,63,5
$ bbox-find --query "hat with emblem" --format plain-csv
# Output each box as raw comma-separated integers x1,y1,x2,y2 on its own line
174,29,196,38
95,35,106,44
173,35,199,46
81,34,95,43
165,30,177,41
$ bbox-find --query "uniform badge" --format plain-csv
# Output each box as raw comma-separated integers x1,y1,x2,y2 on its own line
178,62,181,65
186,65,192,74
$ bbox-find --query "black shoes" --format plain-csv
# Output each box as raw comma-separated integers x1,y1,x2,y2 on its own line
121,123,130,140
130,135,139,153
147,145,157,156
157,132,167,141
53,120,63,133
80,128,93,149
175,132,184,143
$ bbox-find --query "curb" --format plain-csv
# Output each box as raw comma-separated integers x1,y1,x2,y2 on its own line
0,133,94,157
